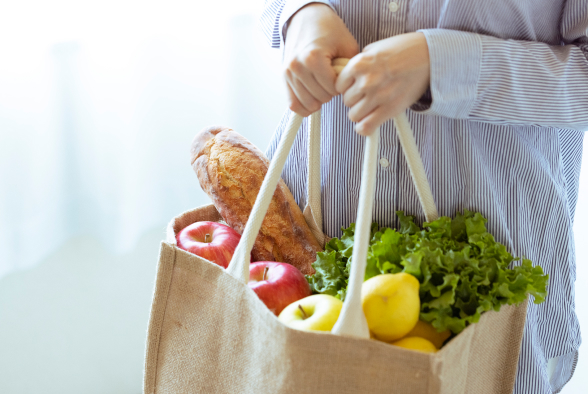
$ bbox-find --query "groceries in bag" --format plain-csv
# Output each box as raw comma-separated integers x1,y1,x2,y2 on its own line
278,294,343,332
190,125,322,275
303,210,548,350
180,125,321,314
184,125,548,353
248,262,312,315
176,221,240,268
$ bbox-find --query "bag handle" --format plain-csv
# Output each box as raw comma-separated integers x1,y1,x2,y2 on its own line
330,58,438,338
227,58,438,341
332,113,438,337
227,88,326,282
226,111,304,282
302,109,325,247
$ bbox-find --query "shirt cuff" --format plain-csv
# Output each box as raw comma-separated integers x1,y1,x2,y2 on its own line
415,29,482,119
279,1,336,48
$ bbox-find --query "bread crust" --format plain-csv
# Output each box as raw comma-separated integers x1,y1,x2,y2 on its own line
190,126,320,275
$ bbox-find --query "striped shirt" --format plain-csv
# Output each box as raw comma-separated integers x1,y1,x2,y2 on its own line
261,1,587,393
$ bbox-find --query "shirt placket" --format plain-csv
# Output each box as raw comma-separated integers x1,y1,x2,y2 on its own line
379,0,409,39
375,0,409,226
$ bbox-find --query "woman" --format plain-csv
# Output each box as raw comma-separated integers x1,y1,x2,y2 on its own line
261,1,587,393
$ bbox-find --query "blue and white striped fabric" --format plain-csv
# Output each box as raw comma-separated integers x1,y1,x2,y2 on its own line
262,0,588,394
261,1,587,393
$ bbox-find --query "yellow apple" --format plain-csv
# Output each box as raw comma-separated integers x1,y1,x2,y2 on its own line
391,337,438,353
361,273,420,342
404,320,451,349
278,294,343,332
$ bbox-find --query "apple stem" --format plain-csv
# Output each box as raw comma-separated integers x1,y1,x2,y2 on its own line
263,266,269,281
204,233,211,243
298,304,309,320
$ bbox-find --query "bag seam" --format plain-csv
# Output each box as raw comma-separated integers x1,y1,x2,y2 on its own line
143,242,177,394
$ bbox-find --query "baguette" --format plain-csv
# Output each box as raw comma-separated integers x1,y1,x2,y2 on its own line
190,126,321,275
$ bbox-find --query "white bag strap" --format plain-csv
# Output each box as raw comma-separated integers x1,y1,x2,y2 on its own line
227,57,438,341
226,112,304,283
330,58,438,338
331,125,380,338
395,113,438,223
227,92,326,282
226,110,325,283
303,109,325,247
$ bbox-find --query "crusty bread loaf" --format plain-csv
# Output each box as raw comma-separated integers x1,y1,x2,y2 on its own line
190,126,321,275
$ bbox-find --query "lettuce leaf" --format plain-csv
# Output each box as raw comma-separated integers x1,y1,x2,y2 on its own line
306,211,548,334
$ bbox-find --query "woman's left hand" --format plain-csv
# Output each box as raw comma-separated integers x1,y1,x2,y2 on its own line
335,32,430,135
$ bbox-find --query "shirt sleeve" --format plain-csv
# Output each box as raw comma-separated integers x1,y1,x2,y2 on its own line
415,0,588,131
260,0,336,49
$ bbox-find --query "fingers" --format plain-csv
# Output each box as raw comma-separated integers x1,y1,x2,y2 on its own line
334,56,360,94
348,95,376,124
339,59,392,128
342,80,365,108
335,50,408,135
355,103,400,136
312,63,339,97
299,73,334,104
285,52,338,116
279,2,361,116
285,81,318,117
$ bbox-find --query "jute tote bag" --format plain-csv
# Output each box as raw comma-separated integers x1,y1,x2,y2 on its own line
144,60,528,394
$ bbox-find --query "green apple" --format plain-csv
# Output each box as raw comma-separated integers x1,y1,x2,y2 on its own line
278,294,343,332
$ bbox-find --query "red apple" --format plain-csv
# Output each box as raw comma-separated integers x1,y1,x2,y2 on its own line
248,262,312,316
176,221,240,268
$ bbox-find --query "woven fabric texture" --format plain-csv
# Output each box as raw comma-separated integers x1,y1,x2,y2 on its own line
144,205,528,394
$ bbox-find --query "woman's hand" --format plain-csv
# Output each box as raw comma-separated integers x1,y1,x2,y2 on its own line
335,33,430,135
283,4,359,117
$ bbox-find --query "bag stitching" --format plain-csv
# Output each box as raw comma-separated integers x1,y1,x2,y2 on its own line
144,242,177,394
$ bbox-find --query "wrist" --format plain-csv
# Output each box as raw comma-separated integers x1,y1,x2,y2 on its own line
285,2,335,41
290,3,333,24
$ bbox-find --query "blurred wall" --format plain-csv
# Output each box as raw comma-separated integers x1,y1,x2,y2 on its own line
0,1,287,278
0,2,288,392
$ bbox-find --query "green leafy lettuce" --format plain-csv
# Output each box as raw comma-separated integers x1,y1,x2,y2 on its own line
306,211,548,334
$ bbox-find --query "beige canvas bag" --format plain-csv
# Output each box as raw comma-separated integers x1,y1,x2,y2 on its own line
143,60,528,394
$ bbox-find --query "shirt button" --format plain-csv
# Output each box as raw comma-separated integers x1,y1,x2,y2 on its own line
388,2,399,12
379,157,390,168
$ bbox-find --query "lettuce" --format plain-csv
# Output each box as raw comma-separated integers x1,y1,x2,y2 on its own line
306,211,548,334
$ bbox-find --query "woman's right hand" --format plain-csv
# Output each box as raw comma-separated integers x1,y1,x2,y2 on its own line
283,4,359,116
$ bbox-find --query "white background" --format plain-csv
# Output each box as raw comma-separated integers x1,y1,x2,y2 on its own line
0,1,586,393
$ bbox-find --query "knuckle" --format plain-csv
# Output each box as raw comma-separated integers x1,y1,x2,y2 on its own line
296,105,312,117
309,102,322,113
318,93,333,104
289,101,303,114
288,58,303,74
342,94,353,107
356,56,372,71
351,63,365,76
386,67,398,79
360,120,376,133
355,119,368,133
362,75,379,91
355,84,370,97
303,49,322,65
